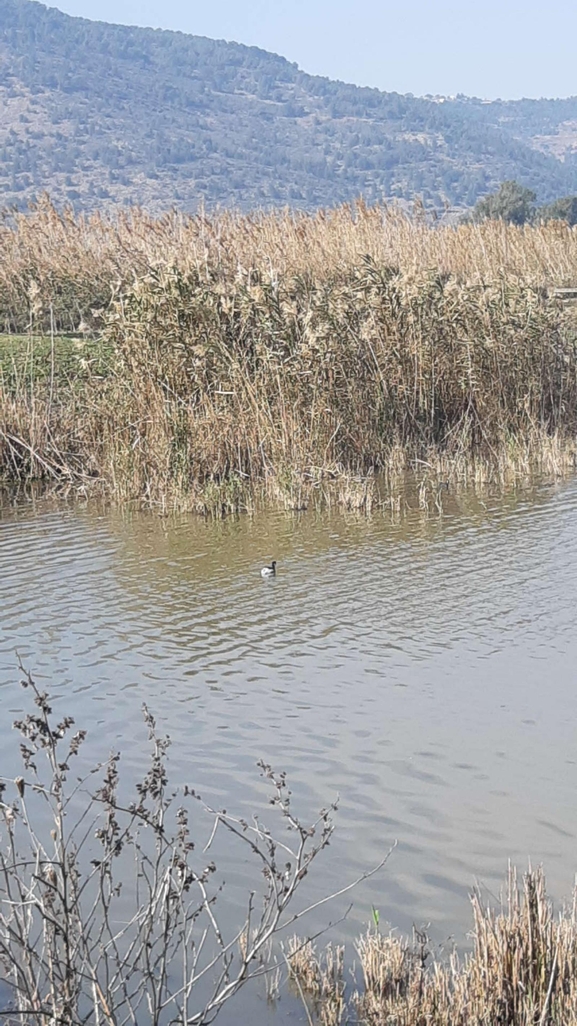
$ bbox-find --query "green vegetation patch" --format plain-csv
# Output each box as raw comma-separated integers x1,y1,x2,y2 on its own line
0,334,114,394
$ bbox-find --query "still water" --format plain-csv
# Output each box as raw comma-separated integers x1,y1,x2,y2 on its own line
1,479,577,1019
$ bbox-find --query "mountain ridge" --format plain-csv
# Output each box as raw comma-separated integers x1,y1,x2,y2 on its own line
1,0,577,213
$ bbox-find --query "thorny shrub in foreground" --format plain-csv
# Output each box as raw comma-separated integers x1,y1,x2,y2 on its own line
0,667,376,1025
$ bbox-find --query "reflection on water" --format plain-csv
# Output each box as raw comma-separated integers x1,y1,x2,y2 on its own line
1,479,577,1019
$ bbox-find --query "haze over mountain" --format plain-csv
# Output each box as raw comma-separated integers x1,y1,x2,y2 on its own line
1,0,577,213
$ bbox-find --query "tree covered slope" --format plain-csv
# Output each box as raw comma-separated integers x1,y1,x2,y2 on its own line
1,0,576,212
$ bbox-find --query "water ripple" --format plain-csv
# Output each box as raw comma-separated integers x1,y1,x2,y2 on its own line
1,479,577,961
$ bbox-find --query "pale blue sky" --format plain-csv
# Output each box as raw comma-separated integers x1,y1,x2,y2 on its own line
49,0,575,100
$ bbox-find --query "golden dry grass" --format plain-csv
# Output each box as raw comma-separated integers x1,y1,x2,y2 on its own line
1,198,577,511
288,866,577,1026
2,197,577,330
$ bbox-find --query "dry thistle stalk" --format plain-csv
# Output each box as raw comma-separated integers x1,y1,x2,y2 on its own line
0,664,385,1025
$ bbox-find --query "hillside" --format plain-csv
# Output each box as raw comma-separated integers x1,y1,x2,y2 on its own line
1,0,577,213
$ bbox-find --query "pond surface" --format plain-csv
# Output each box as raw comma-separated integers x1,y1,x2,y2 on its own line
1,478,577,1022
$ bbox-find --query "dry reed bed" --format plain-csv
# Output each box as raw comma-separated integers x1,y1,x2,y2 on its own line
288,867,577,1026
1,200,577,510
2,199,577,333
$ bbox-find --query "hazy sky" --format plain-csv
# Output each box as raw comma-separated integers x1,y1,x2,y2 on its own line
49,0,575,101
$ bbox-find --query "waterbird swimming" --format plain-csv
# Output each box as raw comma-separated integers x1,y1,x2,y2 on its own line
261,561,277,578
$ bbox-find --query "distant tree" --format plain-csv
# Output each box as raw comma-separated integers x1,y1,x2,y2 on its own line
538,195,577,226
473,180,537,225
